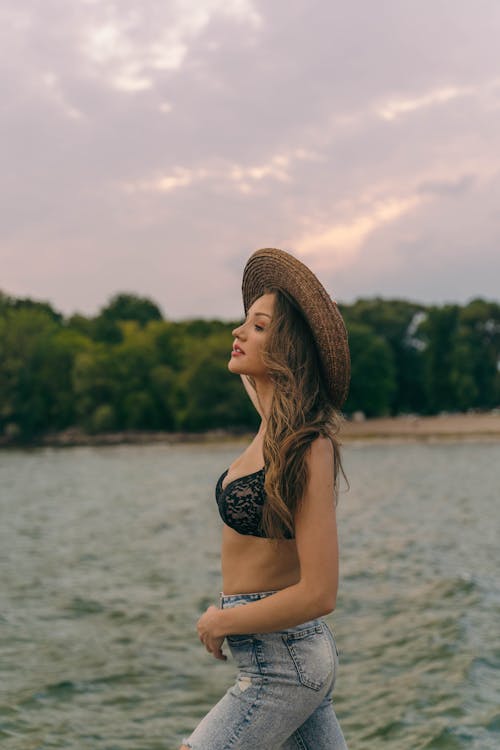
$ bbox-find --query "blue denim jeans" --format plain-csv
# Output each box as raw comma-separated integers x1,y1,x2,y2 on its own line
182,590,348,749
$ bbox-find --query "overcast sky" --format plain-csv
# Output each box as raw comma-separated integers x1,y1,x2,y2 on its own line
2,0,499,321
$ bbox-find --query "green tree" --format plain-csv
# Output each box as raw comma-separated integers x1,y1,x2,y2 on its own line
343,322,397,417
450,298,500,409
149,320,187,372
72,345,120,433
39,328,92,429
0,308,63,439
344,297,426,414
66,313,96,339
419,304,461,413
99,292,163,326
113,321,173,429
71,321,180,433
176,318,230,339
179,333,259,430
0,290,63,324
149,363,179,430
3,287,499,443
94,293,164,344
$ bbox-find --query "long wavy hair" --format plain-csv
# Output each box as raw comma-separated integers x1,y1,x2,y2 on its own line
246,287,349,540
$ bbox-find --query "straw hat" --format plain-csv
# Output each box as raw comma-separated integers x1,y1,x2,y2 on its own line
242,247,351,408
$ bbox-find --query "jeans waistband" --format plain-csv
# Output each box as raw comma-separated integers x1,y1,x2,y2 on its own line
219,590,278,609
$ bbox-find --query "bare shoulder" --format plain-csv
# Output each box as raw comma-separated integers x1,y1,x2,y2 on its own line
307,435,334,471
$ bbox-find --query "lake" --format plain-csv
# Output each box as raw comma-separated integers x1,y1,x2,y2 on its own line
1,439,499,749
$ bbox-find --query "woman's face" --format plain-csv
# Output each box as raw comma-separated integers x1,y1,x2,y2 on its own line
228,292,275,378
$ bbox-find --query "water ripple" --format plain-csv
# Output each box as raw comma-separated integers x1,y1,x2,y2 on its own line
0,441,499,748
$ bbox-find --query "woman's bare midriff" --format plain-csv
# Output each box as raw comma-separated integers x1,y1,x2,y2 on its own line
221,525,300,594
220,430,300,594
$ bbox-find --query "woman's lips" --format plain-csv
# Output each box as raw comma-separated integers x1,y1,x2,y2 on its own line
231,349,245,356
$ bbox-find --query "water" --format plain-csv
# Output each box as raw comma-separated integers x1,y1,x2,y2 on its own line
0,440,499,749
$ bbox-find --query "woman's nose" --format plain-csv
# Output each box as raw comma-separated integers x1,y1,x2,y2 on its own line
232,324,244,337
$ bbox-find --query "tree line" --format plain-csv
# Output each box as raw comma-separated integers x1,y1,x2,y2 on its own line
0,290,499,442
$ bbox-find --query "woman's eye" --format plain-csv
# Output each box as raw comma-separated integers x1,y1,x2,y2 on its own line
255,325,264,331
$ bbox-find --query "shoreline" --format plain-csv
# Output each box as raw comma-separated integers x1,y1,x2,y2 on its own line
1,413,499,448
338,412,500,442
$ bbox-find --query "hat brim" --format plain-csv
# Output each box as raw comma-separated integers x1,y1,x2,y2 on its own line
242,248,351,408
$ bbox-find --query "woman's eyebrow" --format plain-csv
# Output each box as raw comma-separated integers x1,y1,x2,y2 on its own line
247,312,272,319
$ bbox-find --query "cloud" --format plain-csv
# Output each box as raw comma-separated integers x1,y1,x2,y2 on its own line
296,195,425,271
375,85,472,121
79,0,262,91
122,166,206,193
326,168,500,306
40,72,85,120
417,174,476,197
1,0,499,318
120,147,319,195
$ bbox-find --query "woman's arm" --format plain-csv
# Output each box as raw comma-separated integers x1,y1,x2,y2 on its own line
197,436,339,641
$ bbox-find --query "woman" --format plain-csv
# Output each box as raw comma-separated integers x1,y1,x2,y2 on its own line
180,247,350,750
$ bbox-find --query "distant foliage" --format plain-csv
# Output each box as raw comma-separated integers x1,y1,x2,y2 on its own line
0,290,499,441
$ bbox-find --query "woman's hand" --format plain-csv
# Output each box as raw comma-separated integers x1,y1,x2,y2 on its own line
197,605,227,661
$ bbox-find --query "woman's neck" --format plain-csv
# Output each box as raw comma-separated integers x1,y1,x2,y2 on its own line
253,378,273,424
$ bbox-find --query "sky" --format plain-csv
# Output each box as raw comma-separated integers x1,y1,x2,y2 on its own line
1,0,499,321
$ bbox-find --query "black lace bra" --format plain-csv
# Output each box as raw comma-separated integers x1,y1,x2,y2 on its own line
215,465,294,539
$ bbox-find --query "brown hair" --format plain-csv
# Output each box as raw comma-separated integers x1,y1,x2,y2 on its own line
247,287,349,539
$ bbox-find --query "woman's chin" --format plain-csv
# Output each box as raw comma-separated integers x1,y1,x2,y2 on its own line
228,358,243,372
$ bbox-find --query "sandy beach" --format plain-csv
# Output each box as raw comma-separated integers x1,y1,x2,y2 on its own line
339,411,500,442
1,411,496,447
